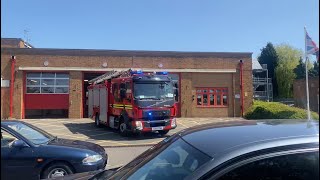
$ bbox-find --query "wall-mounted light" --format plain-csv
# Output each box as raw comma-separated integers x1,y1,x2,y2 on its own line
158,63,163,68
43,60,49,67
102,62,108,68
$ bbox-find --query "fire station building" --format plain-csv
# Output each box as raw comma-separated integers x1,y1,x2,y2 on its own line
1,38,253,119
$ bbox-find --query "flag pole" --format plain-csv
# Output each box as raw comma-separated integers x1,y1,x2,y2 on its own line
304,27,311,120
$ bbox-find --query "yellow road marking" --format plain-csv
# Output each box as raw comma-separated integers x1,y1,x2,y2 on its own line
177,121,189,128
188,121,201,124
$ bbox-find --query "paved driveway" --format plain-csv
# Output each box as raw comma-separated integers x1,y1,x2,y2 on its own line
24,117,244,147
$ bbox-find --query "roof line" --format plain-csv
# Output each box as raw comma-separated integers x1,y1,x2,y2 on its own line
2,47,252,58
18,67,237,73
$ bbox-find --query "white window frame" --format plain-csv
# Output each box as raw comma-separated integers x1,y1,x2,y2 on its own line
26,72,69,94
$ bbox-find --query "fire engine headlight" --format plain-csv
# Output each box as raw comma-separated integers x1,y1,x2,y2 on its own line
82,154,102,164
135,121,143,130
171,118,176,127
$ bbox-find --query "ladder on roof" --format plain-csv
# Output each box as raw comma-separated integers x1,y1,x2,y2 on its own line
89,69,132,84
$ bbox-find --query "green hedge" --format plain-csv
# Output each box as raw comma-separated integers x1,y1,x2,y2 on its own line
245,101,319,120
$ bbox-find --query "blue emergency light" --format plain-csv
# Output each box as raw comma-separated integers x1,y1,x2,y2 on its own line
148,112,152,116
156,71,168,75
131,70,143,75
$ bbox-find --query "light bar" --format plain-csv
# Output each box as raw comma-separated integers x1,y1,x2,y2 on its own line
156,71,168,75
131,70,143,75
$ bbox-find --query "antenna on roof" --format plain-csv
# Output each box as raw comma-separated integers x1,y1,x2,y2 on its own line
24,29,30,43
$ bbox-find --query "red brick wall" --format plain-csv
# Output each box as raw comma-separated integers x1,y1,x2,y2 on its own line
293,77,319,113
1,48,252,118
1,88,10,119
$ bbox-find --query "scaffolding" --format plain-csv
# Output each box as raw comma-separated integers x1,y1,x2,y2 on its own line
253,64,273,101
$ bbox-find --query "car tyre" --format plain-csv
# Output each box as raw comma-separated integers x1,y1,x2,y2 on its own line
95,114,102,128
41,162,73,179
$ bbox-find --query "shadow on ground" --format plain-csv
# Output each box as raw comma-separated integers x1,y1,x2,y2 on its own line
62,122,171,142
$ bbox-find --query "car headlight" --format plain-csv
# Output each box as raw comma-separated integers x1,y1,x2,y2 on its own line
171,118,176,127
82,154,103,164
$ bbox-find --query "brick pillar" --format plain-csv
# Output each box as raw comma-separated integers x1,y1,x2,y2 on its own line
243,70,253,113
68,71,83,118
242,58,253,114
1,88,10,119
13,71,23,119
180,73,192,117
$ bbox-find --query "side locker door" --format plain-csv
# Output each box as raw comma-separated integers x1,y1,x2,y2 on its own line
93,86,100,116
99,86,108,123
88,88,93,118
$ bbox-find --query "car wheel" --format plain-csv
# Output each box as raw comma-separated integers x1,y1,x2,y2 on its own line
41,162,73,179
95,114,102,128
119,120,128,137
159,130,169,136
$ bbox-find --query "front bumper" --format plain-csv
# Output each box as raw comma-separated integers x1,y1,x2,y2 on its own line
73,154,108,173
132,118,177,133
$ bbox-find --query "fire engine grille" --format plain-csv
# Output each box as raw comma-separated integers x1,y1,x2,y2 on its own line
144,120,170,128
142,110,170,120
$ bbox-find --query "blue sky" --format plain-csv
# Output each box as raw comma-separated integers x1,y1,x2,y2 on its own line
1,0,319,58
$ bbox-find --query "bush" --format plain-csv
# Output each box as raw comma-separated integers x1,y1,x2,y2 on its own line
245,101,319,120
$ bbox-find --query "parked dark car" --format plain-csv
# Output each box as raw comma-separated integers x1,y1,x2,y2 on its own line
1,120,108,180
57,119,319,180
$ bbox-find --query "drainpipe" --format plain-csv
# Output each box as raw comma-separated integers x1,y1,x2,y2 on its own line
240,60,244,117
10,56,16,118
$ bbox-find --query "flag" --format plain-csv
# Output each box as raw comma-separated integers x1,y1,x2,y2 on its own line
305,28,319,61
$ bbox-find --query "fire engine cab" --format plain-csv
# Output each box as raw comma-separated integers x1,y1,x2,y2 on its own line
87,69,177,136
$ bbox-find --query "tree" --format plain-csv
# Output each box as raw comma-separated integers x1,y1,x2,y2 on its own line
275,44,303,98
294,57,306,79
257,43,279,97
309,60,319,77
294,57,316,79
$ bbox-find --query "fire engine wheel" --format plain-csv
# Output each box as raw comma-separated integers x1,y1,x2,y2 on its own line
95,115,102,128
119,122,128,137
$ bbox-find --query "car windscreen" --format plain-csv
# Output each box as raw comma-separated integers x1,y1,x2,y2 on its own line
7,123,52,145
98,135,179,179
124,138,211,180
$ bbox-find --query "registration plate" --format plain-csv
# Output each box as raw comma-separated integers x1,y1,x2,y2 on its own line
152,127,164,131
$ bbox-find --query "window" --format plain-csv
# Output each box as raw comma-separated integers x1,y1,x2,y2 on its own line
126,82,132,102
217,151,319,180
133,83,174,100
26,72,69,94
113,83,120,102
126,82,132,93
6,123,52,145
196,88,228,107
1,129,18,147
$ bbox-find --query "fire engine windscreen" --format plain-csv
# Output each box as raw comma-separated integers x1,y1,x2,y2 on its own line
134,82,174,100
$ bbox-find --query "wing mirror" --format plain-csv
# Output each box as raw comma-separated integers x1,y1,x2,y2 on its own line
11,140,28,148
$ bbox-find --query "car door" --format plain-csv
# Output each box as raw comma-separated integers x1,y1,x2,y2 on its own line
206,148,319,180
1,128,39,180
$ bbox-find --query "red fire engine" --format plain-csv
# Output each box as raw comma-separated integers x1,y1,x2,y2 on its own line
87,69,177,136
